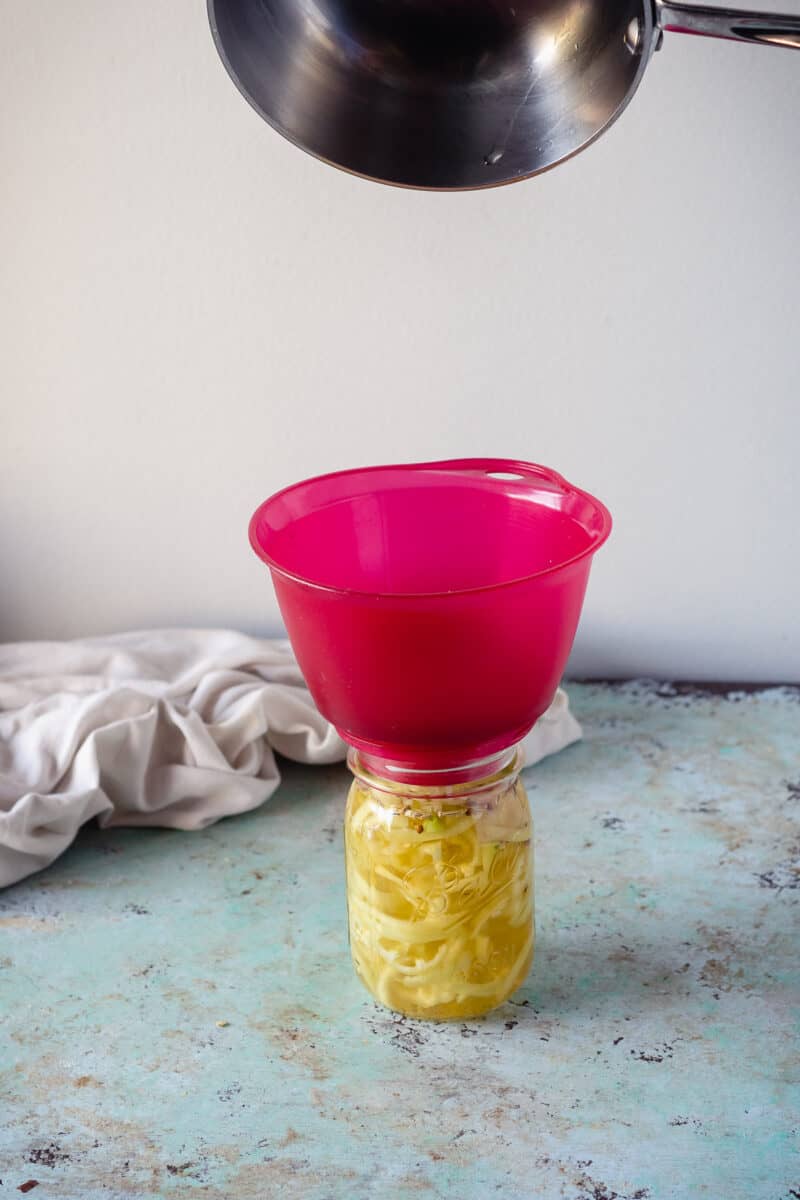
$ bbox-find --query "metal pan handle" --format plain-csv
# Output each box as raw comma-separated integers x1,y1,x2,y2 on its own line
656,0,800,49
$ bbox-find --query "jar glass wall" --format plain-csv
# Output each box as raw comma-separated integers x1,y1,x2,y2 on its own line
344,747,534,1020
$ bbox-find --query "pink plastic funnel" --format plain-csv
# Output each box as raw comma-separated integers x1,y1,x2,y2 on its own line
250,459,611,771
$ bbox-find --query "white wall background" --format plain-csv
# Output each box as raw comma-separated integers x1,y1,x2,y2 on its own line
2,1,799,680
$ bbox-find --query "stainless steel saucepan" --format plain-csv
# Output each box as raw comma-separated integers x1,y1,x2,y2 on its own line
208,0,800,189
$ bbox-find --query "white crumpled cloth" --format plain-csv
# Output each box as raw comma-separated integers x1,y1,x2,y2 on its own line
0,630,581,888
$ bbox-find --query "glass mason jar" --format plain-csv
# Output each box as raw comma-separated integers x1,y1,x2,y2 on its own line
344,746,534,1020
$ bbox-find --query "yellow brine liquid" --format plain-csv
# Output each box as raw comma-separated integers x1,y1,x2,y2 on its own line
344,749,534,1020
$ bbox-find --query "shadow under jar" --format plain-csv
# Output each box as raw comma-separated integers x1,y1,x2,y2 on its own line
344,746,533,1020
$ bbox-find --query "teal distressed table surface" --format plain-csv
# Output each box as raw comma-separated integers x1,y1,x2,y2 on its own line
1,682,798,1200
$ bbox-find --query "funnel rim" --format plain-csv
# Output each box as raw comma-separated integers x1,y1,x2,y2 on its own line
249,458,612,600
